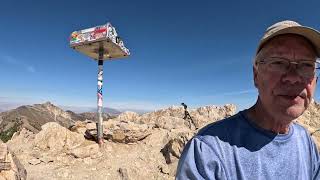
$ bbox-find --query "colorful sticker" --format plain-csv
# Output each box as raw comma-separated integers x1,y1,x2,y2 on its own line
97,66,103,107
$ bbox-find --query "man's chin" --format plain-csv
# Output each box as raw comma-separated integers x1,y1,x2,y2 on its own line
274,97,308,119
283,105,305,120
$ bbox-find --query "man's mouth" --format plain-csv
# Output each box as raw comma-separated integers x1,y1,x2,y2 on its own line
278,94,305,102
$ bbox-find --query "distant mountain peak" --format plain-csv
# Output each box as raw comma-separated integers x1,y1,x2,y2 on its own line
0,101,118,142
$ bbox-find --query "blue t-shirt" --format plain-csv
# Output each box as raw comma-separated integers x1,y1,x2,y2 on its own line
176,110,320,180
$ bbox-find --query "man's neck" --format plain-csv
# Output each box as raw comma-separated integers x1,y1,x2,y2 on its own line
246,100,291,134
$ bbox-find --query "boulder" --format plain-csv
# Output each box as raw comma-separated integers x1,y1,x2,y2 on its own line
154,116,185,130
69,121,87,135
161,131,194,164
106,129,151,144
140,106,184,125
0,142,27,180
116,112,141,123
69,144,100,159
34,122,85,152
191,104,236,129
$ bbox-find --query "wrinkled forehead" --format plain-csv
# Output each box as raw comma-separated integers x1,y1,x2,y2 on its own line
258,34,317,60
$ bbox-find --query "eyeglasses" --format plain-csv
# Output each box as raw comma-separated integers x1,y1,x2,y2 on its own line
257,57,320,78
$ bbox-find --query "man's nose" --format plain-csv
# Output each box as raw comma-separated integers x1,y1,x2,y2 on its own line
281,65,303,84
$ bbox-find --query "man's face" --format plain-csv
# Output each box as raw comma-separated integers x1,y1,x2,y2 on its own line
254,34,317,123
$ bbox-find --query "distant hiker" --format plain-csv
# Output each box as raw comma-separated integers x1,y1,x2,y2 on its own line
181,103,189,119
181,103,197,129
176,20,320,179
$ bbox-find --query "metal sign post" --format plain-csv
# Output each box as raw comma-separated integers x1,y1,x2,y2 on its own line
97,48,104,145
70,23,130,146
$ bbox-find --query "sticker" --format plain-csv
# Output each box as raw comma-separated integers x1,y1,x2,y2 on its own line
97,93,103,107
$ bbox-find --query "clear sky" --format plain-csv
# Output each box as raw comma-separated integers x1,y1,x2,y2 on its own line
1,0,320,111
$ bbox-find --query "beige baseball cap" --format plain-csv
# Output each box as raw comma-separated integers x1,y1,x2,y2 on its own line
256,20,320,57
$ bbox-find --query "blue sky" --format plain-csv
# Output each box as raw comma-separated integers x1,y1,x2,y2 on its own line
1,0,320,111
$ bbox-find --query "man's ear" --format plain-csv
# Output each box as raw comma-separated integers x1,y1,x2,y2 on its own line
253,66,258,88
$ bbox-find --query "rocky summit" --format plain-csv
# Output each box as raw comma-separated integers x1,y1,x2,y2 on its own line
1,102,320,179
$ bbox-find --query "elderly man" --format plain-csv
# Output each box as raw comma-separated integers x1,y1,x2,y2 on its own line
176,20,320,180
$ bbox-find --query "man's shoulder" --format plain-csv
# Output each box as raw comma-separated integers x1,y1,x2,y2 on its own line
196,111,245,138
292,122,312,139
292,122,309,131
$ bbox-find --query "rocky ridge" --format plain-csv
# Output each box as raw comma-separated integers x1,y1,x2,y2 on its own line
4,104,236,179
0,102,113,140
2,102,320,180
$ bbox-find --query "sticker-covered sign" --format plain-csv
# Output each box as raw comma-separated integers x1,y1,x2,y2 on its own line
70,22,130,59
70,24,108,44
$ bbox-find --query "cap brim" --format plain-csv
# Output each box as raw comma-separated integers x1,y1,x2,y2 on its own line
257,26,320,57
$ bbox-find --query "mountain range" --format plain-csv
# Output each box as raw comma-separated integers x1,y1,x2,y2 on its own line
0,102,118,141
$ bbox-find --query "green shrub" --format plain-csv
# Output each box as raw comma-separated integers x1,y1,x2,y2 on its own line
0,124,18,142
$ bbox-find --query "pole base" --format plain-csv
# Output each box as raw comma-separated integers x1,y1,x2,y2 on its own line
97,138,104,147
